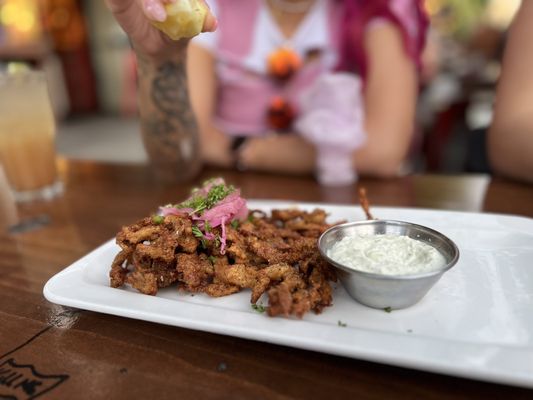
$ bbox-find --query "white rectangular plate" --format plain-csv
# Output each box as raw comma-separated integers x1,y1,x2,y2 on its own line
44,201,533,388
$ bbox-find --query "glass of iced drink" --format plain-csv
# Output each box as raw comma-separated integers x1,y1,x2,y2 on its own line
0,68,62,202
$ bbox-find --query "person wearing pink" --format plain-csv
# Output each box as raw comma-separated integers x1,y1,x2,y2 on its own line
105,0,428,182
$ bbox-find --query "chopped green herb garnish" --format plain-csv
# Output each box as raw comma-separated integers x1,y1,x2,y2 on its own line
192,225,204,239
204,220,212,232
152,215,164,225
251,303,266,313
178,181,235,215
208,256,217,265
337,320,347,327
383,307,392,313
206,184,234,208
230,220,239,230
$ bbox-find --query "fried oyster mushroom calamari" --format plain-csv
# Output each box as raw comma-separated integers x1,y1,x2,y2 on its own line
110,179,338,318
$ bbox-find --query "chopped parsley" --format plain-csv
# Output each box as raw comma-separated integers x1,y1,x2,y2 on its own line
208,256,217,265
178,180,235,215
152,215,164,225
383,307,392,313
251,303,266,313
163,178,246,256
230,220,239,230
337,320,347,327
192,225,204,239
206,183,234,209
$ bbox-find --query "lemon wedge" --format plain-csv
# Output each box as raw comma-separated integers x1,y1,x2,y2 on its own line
152,0,208,40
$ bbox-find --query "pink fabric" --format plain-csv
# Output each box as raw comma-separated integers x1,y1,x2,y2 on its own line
213,62,278,135
213,60,329,135
338,0,429,77
215,0,270,135
217,0,260,60
391,0,422,39
295,73,366,186
214,0,342,136
212,0,428,136
296,73,366,150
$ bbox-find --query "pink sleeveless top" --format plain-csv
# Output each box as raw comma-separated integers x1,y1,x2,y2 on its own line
193,0,427,137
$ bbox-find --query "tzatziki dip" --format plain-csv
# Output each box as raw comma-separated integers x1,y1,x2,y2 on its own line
327,234,446,275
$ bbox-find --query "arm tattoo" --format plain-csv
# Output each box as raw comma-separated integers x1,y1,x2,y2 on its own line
137,53,201,180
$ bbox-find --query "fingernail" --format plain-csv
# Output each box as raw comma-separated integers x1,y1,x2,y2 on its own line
145,0,166,22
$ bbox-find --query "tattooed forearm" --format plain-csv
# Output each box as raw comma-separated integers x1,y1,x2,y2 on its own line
136,51,201,181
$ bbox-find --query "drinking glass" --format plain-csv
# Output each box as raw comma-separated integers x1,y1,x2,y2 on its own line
0,68,62,202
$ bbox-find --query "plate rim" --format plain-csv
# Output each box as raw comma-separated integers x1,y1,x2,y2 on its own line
43,202,533,388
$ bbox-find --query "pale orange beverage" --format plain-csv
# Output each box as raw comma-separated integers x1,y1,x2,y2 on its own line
0,69,61,201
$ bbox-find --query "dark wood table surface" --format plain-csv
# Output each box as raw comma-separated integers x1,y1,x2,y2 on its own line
1,160,532,399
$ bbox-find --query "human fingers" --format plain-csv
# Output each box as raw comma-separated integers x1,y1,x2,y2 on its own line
140,0,217,39
200,0,217,32
142,0,216,29
141,0,168,22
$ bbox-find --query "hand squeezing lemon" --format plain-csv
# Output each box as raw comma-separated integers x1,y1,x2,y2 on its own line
151,0,209,40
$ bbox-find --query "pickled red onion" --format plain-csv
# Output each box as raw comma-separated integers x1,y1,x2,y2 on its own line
158,179,248,255
193,191,248,254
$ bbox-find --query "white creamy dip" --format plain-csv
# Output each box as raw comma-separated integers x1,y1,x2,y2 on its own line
327,234,447,275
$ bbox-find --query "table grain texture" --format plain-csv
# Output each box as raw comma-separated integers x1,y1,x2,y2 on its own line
1,160,532,399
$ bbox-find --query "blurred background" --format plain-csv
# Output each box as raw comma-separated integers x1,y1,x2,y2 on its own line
0,0,522,173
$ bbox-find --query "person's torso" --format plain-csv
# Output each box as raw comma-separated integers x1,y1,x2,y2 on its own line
204,0,345,136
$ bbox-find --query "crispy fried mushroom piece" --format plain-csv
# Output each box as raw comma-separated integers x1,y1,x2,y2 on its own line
214,261,258,289
126,271,158,295
110,249,131,288
176,253,214,293
110,207,340,318
267,283,294,317
204,282,241,297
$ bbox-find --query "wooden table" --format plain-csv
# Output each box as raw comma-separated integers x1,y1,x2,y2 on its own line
1,160,532,399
